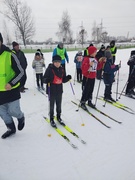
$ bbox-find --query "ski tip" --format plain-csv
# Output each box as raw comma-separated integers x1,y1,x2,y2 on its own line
81,140,86,144
72,144,78,149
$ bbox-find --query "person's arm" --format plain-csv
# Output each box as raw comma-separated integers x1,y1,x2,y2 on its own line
8,53,24,86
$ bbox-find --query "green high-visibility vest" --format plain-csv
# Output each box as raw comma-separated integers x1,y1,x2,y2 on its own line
110,46,116,57
56,48,66,60
0,51,20,91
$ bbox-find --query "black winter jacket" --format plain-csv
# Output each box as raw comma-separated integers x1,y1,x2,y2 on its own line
0,44,24,105
43,63,71,95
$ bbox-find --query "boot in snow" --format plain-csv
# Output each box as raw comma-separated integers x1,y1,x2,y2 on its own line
1,122,16,139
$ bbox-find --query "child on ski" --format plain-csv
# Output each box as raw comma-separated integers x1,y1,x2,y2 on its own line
80,46,98,110
74,50,83,82
103,50,120,101
32,52,45,90
125,50,135,97
43,55,72,127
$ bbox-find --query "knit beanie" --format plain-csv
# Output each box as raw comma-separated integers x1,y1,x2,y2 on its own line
52,55,61,62
12,41,19,47
105,50,112,59
0,33,3,43
88,46,97,55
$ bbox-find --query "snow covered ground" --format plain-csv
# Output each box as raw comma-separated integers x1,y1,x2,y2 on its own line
0,48,135,180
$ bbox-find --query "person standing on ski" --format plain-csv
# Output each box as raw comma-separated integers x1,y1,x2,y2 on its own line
74,50,83,82
125,50,135,97
80,46,98,110
32,52,45,90
103,50,120,101
43,55,71,127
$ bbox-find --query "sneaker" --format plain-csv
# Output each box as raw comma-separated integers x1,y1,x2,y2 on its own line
50,119,56,128
18,117,25,131
88,101,95,108
57,118,65,125
80,103,87,111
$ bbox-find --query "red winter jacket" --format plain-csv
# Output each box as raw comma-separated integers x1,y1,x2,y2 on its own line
81,56,98,79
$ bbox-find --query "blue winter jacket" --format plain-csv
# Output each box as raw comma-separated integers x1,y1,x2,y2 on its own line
74,53,83,69
103,58,119,85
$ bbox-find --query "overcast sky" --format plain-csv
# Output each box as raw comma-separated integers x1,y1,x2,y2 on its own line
0,0,135,42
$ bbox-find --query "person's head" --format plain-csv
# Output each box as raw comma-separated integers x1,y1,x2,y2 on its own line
52,55,61,68
100,44,105,51
0,33,3,48
105,50,112,59
131,50,135,57
78,49,82,55
110,40,115,47
89,43,93,47
58,42,63,49
88,46,97,57
106,45,110,50
12,41,19,51
35,52,41,60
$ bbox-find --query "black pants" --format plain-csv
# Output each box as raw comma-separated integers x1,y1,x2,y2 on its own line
81,78,95,102
76,68,82,81
36,73,43,87
50,93,62,120
104,84,112,98
125,77,135,94
96,69,102,80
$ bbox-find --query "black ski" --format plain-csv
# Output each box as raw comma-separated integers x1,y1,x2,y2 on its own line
44,116,78,149
71,101,111,129
98,97,135,115
54,117,86,144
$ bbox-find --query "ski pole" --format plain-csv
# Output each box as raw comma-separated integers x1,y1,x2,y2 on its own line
73,68,77,85
69,80,85,126
116,61,121,101
118,65,135,99
47,83,52,137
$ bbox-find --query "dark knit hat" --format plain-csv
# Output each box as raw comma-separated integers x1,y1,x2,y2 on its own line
88,46,97,55
131,50,135,56
12,41,19,47
0,33,3,43
52,55,61,62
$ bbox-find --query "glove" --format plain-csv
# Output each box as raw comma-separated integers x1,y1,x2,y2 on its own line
67,75,72,80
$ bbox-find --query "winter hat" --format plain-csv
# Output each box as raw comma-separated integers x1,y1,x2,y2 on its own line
101,44,105,50
52,55,61,62
35,52,41,56
78,49,82,54
88,46,97,55
131,50,135,56
0,33,3,43
12,41,19,47
105,50,112,59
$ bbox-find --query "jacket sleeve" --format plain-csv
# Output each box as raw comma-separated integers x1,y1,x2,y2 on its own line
8,53,24,86
64,50,69,62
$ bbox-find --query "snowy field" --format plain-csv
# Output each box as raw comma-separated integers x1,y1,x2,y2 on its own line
0,48,135,180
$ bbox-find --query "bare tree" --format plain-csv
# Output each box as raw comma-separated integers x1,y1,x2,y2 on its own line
77,23,87,47
56,10,73,44
3,20,11,45
1,0,35,46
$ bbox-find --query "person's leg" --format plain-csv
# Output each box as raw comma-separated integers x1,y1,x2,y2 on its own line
8,100,25,130
50,95,56,127
0,104,16,138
